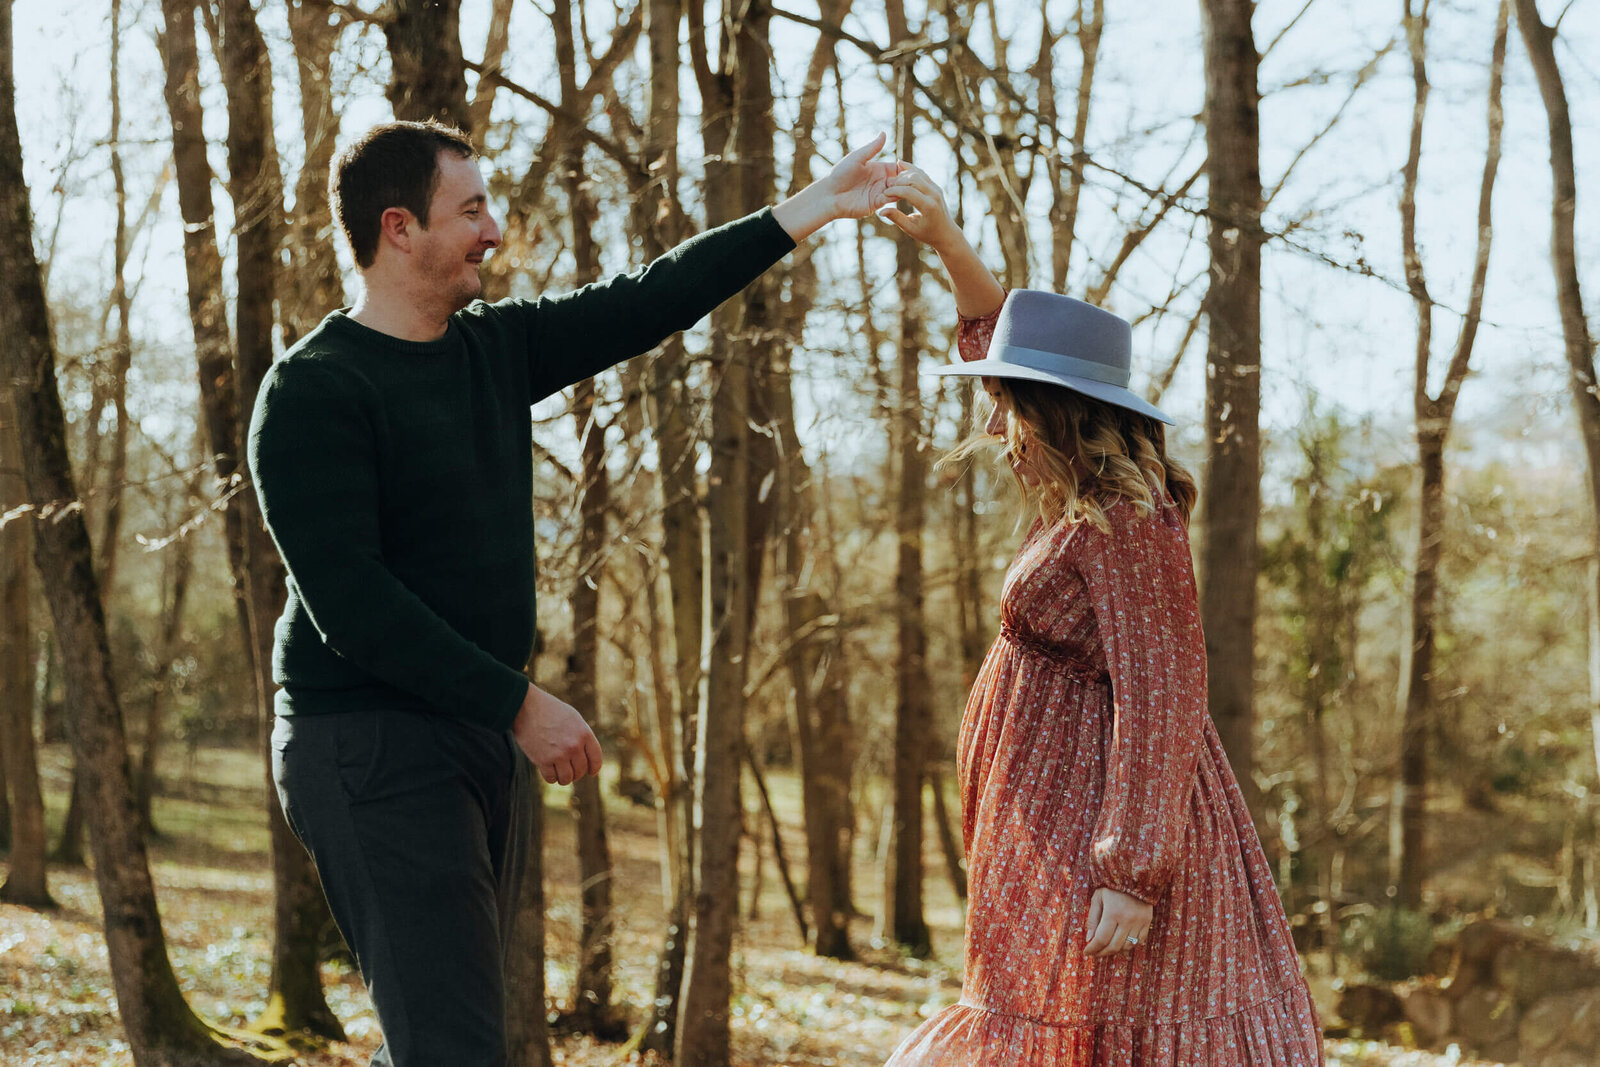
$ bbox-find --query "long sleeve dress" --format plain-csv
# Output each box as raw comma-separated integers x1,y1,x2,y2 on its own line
882,307,1325,1066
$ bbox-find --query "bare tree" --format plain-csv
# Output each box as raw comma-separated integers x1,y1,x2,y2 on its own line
214,0,342,1039
505,658,553,1067
1196,0,1265,818
1390,0,1506,910
630,2,702,1052
384,0,471,130
548,0,621,1038
0,11,266,1062
1514,0,1600,787
676,0,780,1060
134,497,197,835
282,0,345,344
97,0,134,597
1044,0,1102,290
0,384,51,907
879,0,934,960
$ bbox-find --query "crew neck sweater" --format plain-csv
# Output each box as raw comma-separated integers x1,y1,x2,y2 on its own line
247,208,795,732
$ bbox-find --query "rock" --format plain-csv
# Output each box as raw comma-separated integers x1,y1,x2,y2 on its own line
1454,987,1519,1051
1337,982,1405,1034
1398,984,1453,1046
1493,938,1600,1008
1519,988,1600,1067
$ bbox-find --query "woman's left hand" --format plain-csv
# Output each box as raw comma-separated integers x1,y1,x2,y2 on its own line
1083,887,1153,958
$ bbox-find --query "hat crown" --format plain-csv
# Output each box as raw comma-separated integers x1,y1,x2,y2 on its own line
992,290,1131,379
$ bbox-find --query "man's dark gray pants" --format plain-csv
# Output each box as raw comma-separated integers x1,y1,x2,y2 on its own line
271,707,530,1066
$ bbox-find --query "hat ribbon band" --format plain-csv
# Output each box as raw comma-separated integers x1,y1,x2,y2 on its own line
994,343,1129,388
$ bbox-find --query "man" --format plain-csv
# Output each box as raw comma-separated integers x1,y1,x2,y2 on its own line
249,119,894,1065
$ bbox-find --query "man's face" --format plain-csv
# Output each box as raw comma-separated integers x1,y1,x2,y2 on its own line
412,151,501,311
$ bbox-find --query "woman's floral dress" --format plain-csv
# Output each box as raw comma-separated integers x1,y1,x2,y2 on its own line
883,305,1325,1066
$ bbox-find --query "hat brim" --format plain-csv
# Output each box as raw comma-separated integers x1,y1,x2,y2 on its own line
927,357,1175,425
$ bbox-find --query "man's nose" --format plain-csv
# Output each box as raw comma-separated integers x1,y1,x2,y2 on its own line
483,215,502,248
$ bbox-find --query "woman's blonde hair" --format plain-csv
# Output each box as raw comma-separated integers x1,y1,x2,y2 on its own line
940,378,1198,534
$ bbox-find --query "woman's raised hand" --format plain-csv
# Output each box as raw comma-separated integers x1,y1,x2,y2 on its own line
880,164,1005,318
879,164,960,250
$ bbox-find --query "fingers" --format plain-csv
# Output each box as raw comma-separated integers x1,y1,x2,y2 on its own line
843,130,888,163
878,206,914,233
1083,890,1151,958
539,729,603,787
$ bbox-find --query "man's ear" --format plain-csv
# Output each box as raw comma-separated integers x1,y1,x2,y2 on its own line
378,206,415,255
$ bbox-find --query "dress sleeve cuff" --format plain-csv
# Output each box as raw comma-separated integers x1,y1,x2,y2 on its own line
956,291,1007,363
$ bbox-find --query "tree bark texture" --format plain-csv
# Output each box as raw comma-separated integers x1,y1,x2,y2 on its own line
136,494,196,835
0,10,260,1058
1514,0,1600,786
552,2,620,1028
98,0,133,599
1196,0,1265,822
0,384,51,907
632,3,700,1052
883,0,933,959
676,1,776,1061
772,0,856,964
505,735,553,1067
1392,0,1504,909
215,0,343,1040
282,0,345,345
384,0,471,132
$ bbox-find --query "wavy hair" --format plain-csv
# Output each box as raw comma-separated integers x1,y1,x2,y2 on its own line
940,378,1198,535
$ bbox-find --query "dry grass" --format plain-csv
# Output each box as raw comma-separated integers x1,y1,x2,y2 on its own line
0,743,1498,1065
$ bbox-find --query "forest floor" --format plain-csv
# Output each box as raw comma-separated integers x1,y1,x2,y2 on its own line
1,744,1507,1066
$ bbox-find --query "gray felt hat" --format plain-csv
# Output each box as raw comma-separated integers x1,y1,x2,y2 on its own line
926,289,1174,425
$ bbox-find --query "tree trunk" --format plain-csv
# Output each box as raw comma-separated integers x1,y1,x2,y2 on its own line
771,0,856,965
384,0,471,132
1392,0,1504,909
215,0,343,1040
282,0,345,346
633,1,699,1054
1196,0,1264,822
98,0,134,600
505,709,552,1067
135,457,200,835
1048,0,1101,291
467,0,514,136
930,770,967,904
676,1,774,1059
551,8,620,1023
0,11,259,1057
53,771,87,864
881,0,933,958
1515,0,1600,787
0,384,51,907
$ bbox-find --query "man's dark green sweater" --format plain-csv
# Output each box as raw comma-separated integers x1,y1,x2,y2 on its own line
247,209,794,734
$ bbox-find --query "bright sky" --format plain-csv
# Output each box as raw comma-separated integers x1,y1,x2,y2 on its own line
12,0,1600,482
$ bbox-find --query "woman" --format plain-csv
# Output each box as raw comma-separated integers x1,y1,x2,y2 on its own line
876,167,1324,1064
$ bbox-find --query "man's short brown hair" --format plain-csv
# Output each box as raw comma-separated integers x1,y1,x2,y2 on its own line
332,120,477,269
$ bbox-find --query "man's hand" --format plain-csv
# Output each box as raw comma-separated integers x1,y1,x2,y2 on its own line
512,684,603,786
1083,886,1154,958
772,132,897,241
